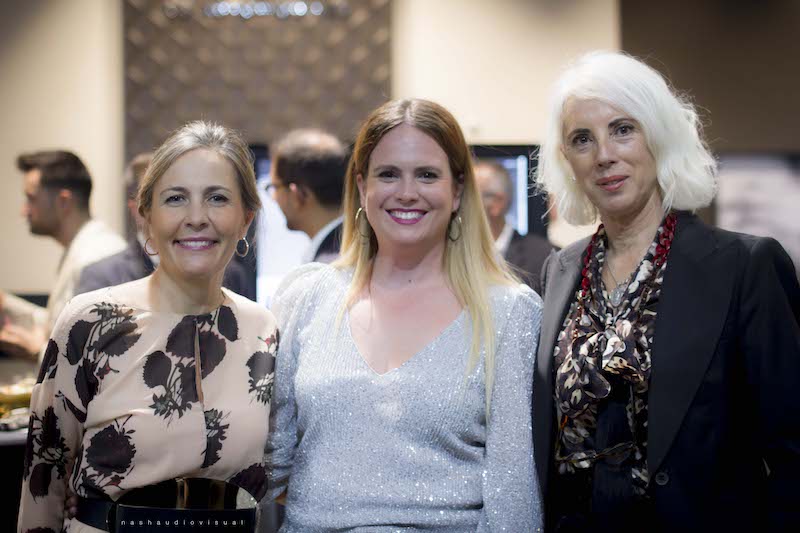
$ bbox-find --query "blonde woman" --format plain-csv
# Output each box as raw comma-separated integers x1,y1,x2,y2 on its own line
20,121,276,532
266,99,543,531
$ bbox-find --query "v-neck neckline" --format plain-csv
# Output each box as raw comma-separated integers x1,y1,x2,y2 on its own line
344,309,466,377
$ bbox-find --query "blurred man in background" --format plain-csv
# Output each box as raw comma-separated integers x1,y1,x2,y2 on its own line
474,160,553,294
0,150,126,359
75,152,253,299
269,128,347,263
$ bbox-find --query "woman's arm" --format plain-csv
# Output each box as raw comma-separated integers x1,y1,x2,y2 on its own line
264,264,325,502
478,287,544,532
738,237,800,530
18,304,87,533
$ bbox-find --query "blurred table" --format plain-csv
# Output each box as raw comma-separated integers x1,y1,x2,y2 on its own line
0,357,36,533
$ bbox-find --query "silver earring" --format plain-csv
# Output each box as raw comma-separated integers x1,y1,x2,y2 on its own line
236,237,250,257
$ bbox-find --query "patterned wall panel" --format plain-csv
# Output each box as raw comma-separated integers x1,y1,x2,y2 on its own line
124,0,391,158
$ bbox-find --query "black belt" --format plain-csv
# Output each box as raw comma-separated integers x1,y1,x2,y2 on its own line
76,478,257,533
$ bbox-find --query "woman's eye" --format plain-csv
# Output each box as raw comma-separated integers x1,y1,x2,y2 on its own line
209,194,229,204
571,133,591,148
378,170,398,180
165,195,184,204
418,171,439,181
615,123,634,136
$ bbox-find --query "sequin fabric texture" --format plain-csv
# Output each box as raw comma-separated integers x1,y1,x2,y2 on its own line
266,263,544,532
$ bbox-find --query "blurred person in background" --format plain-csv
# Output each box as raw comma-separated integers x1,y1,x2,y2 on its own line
534,51,800,532
474,159,554,294
268,128,347,264
0,151,125,360
267,99,543,531
75,152,254,299
19,122,277,533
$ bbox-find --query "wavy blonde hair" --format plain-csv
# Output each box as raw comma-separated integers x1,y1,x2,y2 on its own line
334,99,518,409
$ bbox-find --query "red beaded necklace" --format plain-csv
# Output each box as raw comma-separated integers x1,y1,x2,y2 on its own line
572,212,677,339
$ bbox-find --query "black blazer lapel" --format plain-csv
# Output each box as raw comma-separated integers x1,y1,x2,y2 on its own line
647,213,737,476
534,237,587,494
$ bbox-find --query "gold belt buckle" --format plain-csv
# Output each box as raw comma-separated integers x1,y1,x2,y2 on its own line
175,477,189,509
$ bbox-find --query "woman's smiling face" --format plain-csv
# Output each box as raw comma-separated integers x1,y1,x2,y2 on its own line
146,148,252,283
357,123,462,256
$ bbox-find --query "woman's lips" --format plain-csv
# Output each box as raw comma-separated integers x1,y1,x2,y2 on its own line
388,209,425,225
597,175,627,192
174,239,217,251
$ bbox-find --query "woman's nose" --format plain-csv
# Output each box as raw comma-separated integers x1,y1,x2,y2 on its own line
595,138,617,168
396,176,419,202
185,201,209,228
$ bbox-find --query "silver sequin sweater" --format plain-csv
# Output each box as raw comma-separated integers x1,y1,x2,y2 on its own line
267,263,544,532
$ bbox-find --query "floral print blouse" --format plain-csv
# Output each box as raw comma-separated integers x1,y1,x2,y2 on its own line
552,216,673,501
18,286,277,533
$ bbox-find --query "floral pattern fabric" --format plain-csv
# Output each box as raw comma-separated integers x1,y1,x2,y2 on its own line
553,217,673,497
18,286,277,533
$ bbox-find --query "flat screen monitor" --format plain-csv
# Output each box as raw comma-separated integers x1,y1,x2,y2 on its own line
470,145,548,238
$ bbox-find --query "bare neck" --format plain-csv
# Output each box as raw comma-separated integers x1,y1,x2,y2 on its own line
301,205,342,240
488,216,505,241
602,198,665,267
148,268,226,315
54,212,91,248
370,243,448,291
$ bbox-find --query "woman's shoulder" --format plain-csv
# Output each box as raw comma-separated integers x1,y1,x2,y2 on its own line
489,282,544,319
271,262,349,321
57,287,116,323
274,262,348,302
223,289,276,327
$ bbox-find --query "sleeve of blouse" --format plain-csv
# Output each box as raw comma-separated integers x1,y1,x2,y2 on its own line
738,237,800,529
265,263,326,501
17,299,89,533
478,285,545,533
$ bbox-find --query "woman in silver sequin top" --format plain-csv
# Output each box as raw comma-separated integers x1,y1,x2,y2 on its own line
267,99,544,531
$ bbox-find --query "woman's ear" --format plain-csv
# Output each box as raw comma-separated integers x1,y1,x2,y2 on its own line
356,173,367,208
452,175,464,213
242,210,255,235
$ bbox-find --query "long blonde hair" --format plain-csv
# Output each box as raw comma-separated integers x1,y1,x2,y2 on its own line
334,99,518,409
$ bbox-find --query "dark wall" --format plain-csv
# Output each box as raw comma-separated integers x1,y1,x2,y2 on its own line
621,0,800,154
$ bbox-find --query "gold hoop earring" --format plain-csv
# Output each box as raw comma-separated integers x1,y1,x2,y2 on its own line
447,215,463,242
236,237,250,257
144,238,158,256
355,207,371,239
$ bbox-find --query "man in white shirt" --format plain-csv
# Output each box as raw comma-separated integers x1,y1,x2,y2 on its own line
0,150,126,359
268,129,347,263
474,160,553,294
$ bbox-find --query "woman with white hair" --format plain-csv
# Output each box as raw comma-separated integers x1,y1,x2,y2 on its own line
267,98,543,530
534,51,800,532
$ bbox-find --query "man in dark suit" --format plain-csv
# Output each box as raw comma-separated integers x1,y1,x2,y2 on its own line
474,160,553,294
75,153,253,299
268,129,347,263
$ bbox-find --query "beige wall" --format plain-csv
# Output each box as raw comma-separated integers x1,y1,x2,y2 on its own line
0,0,124,293
392,0,620,144
1,0,618,294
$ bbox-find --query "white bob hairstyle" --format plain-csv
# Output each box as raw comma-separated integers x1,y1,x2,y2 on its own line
535,51,718,225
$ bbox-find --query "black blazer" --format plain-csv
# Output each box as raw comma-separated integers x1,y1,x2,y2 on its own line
314,219,343,262
75,240,256,300
534,211,800,532
505,230,554,296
